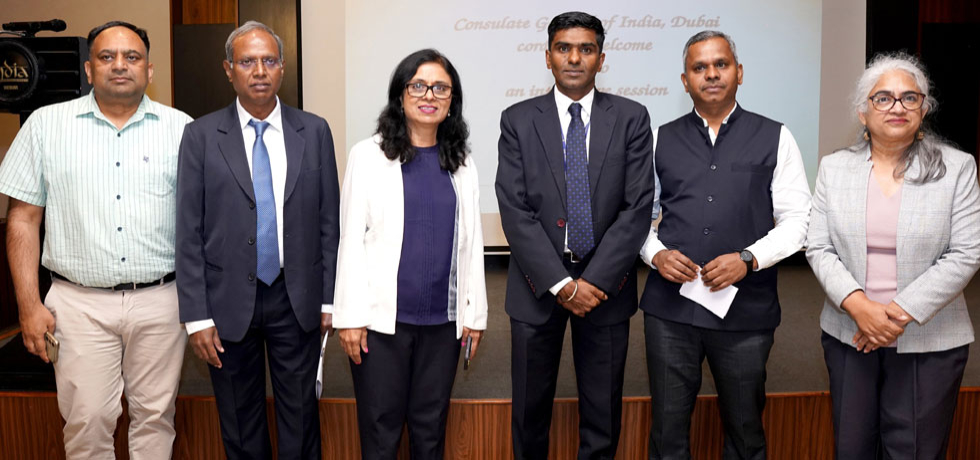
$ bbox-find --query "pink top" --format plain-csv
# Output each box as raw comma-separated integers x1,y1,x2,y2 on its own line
865,170,902,346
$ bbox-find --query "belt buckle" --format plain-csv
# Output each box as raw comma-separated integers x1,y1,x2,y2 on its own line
110,282,136,292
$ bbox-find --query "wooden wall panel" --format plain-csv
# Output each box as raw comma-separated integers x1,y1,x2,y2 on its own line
181,0,237,25
445,400,512,459
617,399,651,460
0,392,66,460
0,392,131,460
172,24,238,119
0,220,18,331
763,393,834,460
947,389,980,460
2,390,979,459
173,397,225,459
319,400,359,459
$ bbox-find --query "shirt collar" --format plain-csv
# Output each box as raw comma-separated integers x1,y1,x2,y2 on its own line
554,86,596,118
75,90,157,126
694,102,738,127
236,97,282,133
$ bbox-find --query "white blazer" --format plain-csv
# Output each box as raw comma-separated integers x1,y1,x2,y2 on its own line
333,135,488,338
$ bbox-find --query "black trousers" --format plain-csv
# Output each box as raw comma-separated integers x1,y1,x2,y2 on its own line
208,274,321,460
511,306,630,460
822,332,969,460
350,321,460,460
645,314,774,460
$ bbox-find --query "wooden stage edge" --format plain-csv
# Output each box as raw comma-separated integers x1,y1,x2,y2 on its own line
2,389,978,459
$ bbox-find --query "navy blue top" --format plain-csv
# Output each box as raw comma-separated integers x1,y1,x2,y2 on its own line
396,145,457,325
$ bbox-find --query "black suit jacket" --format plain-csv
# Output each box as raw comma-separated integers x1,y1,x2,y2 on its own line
495,90,654,326
175,103,340,341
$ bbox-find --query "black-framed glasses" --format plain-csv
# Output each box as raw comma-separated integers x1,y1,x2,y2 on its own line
405,82,452,99
868,91,925,112
230,57,282,70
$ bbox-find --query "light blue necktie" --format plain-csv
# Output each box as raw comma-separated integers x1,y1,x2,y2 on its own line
565,102,595,257
249,119,280,285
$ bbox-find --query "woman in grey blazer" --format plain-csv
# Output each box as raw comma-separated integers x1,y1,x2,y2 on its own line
806,53,980,459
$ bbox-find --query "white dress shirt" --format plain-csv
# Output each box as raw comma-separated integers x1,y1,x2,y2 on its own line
549,88,596,296
639,103,812,271
186,98,331,335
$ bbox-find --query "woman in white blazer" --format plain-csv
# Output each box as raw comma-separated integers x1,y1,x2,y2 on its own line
806,53,980,459
333,49,488,460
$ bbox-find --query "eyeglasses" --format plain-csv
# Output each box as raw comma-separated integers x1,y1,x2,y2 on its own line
868,91,925,112
405,82,452,99
230,57,282,70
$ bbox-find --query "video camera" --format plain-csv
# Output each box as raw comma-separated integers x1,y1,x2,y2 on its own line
0,19,91,122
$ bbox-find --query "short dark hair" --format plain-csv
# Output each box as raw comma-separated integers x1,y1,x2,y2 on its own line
225,21,283,63
376,49,469,173
87,21,150,55
547,12,605,53
682,30,737,72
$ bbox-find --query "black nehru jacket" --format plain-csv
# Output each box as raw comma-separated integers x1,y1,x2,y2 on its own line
640,105,784,331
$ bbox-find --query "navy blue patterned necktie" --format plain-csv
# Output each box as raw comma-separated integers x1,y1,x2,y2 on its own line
565,102,595,257
248,119,280,285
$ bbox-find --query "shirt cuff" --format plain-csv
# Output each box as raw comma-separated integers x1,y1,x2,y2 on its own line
549,277,574,296
639,226,668,269
321,304,333,314
744,242,795,271
185,319,215,335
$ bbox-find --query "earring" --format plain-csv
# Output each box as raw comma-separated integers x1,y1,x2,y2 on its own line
447,112,451,118
916,130,924,140
863,130,869,141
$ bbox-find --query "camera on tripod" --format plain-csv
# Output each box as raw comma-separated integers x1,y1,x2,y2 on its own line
0,19,91,122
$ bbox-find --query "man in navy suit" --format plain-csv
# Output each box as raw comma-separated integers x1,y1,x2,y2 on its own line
495,11,654,460
175,21,339,459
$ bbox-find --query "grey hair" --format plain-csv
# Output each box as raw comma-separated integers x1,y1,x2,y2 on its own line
224,20,284,63
848,52,945,183
682,30,738,72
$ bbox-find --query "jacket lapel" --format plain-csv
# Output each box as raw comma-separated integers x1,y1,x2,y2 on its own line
588,92,615,197
281,106,306,203
848,150,872,283
532,91,567,209
216,104,255,202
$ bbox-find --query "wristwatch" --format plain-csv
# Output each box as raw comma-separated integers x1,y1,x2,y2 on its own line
739,249,755,272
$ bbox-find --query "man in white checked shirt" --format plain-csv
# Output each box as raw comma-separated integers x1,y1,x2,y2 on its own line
0,21,191,459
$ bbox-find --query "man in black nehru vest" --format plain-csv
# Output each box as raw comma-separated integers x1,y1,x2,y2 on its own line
639,31,811,459
496,11,654,460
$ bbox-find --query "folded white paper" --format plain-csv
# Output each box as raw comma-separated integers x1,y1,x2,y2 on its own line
679,279,738,319
316,331,329,398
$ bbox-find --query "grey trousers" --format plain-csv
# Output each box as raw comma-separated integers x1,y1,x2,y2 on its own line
645,314,774,460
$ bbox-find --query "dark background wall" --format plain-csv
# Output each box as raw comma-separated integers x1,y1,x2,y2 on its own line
867,0,980,159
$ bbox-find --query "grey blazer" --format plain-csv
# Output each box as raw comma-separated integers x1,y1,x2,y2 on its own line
806,145,980,353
